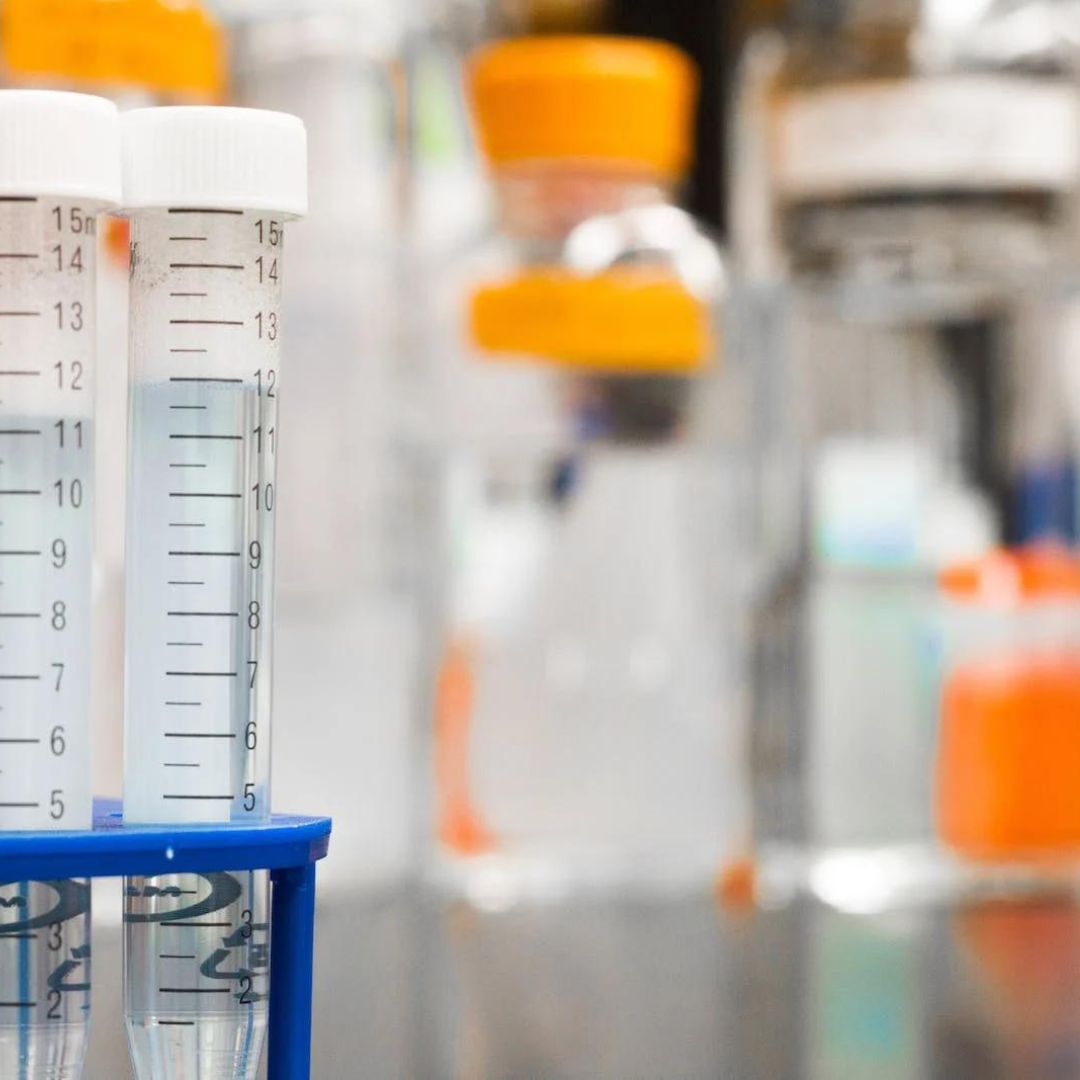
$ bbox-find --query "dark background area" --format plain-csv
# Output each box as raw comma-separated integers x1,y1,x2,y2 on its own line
610,0,788,235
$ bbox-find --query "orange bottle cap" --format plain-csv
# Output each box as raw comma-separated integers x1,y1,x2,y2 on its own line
940,547,1080,606
2,0,224,99
468,35,697,177
469,268,713,373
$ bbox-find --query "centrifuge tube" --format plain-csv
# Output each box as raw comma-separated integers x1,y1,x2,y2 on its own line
0,91,120,1080
0,879,92,1080
119,107,306,1080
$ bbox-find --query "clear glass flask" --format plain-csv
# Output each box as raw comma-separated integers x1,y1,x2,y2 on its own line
426,37,753,902
226,1,419,889
0,90,119,1080
119,106,306,1079
733,0,1080,908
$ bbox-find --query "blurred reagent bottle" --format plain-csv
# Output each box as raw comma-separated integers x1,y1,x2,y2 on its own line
427,36,754,904
733,0,1080,910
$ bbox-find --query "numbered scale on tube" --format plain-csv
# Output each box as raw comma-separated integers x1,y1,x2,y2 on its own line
124,206,283,825
0,91,120,1080
0,197,108,830
120,107,307,1080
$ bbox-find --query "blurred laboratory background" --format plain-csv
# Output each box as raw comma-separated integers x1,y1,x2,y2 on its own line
12,0,1080,1074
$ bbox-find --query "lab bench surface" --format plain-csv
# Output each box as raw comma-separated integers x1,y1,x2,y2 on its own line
85,886,1080,1078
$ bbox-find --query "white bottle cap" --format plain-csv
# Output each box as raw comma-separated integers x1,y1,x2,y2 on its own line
0,90,120,204
122,106,308,217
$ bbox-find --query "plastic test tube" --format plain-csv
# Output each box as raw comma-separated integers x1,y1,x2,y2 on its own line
0,91,119,1080
119,107,307,1080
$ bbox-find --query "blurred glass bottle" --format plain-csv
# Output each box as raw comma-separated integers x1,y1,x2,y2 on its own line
425,36,752,903
0,0,223,810
219,0,416,888
732,0,1080,908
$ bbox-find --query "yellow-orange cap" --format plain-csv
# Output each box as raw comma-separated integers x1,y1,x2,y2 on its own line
941,547,1080,605
470,268,712,373
468,36,697,177
2,0,224,99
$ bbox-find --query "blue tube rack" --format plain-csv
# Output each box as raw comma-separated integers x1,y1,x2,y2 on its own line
0,798,331,1079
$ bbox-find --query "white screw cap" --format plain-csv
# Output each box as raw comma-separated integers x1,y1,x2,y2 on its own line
122,106,308,216
0,90,120,204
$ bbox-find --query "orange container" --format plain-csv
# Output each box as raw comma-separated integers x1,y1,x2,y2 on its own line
937,549,1080,858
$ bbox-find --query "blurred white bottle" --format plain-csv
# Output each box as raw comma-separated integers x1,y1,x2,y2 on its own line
732,0,1080,909
224,0,418,889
